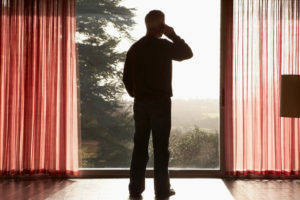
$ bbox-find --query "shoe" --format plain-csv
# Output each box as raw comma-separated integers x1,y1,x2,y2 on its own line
155,188,176,198
129,193,142,199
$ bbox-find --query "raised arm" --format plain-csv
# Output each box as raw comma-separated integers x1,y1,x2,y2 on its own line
163,25,193,61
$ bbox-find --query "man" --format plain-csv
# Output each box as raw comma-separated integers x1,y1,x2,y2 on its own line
123,10,193,199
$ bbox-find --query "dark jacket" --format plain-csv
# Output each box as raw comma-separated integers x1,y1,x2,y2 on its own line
122,33,193,100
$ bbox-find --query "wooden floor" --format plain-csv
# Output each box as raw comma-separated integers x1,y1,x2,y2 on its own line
0,178,299,200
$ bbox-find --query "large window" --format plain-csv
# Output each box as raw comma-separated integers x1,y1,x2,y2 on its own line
76,0,220,169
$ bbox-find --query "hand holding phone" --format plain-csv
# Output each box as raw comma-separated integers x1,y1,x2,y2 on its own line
163,24,175,37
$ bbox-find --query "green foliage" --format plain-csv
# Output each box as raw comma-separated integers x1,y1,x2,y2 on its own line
169,128,219,168
148,128,219,168
76,0,136,167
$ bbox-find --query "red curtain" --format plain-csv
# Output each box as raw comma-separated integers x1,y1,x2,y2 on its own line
0,0,79,175
225,0,300,175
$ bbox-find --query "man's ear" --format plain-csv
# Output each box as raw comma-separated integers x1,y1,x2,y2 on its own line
160,23,165,31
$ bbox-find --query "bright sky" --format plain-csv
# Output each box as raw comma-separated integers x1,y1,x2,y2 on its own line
118,0,221,100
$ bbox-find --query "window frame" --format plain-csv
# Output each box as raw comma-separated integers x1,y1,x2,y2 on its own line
72,0,228,178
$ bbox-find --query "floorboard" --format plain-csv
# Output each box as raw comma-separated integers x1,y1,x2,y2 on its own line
0,178,299,200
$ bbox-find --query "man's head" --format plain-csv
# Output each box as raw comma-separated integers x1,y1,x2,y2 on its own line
145,10,165,38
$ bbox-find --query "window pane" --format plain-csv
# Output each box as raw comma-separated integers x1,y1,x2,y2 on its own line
76,0,220,169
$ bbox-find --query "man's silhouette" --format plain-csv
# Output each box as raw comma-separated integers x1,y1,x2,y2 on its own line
123,10,193,199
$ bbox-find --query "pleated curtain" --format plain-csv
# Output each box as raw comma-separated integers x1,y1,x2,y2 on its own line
225,0,300,175
0,0,79,175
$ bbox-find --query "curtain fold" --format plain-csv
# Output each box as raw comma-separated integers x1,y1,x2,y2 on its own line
225,0,300,175
0,0,78,175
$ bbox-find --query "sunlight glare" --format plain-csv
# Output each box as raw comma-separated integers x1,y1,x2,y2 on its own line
118,0,220,100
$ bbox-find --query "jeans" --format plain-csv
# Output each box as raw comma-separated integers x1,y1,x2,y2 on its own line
129,97,171,195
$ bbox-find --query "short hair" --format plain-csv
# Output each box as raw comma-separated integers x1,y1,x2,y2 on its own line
145,10,165,30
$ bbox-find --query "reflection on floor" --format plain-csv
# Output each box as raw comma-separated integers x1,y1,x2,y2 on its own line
0,178,300,200
223,179,300,200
